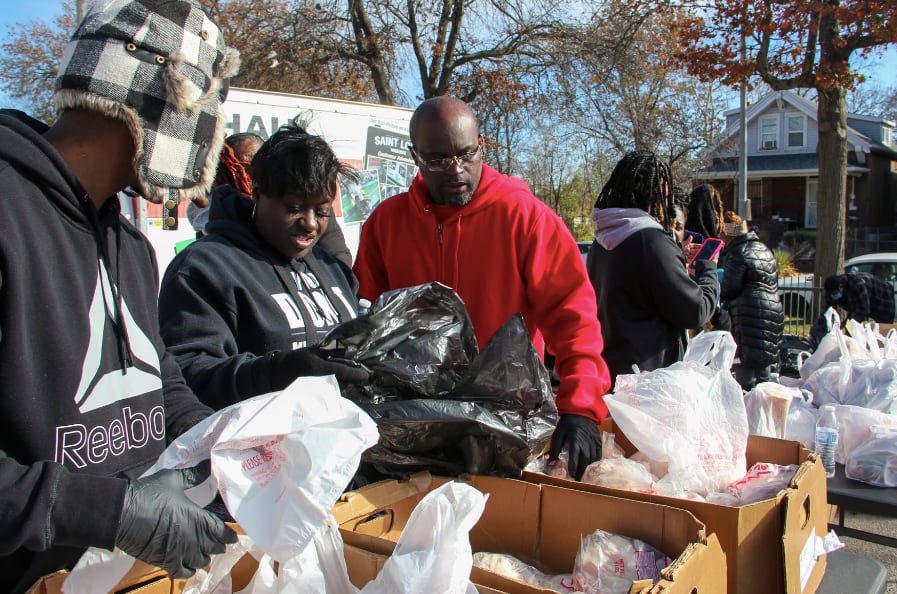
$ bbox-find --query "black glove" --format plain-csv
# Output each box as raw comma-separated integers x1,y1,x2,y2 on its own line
115,461,237,578
549,414,602,481
265,346,371,391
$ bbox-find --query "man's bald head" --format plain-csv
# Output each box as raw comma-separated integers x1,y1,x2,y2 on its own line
409,96,483,206
410,96,479,143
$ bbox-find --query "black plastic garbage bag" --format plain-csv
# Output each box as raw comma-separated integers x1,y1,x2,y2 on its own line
323,281,478,400
361,399,534,476
321,282,558,477
451,311,558,461
780,334,812,379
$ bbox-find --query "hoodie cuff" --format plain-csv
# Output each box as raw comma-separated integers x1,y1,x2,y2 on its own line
248,351,288,395
51,472,128,550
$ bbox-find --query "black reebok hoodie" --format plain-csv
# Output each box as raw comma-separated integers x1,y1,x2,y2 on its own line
0,110,212,592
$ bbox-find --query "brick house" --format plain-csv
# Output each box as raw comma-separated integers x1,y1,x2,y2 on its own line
694,90,897,236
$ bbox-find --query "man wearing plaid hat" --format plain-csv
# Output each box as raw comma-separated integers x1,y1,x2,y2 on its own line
0,1,240,590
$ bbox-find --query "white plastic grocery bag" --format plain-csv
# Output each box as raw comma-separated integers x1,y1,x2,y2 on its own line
834,404,897,464
744,382,801,438
63,375,380,594
845,425,897,487
182,481,486,593
800,309,851,380
361,480,485,594
803,316,897,412
181,534,260,594
605,331,748,494
572,528,670,594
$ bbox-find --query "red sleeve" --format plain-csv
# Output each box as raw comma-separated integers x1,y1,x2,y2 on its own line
353,211,390,303
523,209,612,423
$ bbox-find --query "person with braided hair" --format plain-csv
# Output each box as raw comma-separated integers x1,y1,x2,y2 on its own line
186,134,260,237
216,132,261,195
586,151,720,386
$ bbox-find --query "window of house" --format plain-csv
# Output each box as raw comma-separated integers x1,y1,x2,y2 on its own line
759,116,778,150
786,114,806,148
884,126,893,146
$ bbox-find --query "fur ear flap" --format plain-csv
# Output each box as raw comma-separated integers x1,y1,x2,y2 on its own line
162,53,201,112
166,47,241,112
219,47,241,79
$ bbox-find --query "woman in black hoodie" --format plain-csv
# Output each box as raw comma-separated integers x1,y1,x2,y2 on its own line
158,121,370,410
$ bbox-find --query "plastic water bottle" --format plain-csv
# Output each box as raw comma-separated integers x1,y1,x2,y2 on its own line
815,404,839,478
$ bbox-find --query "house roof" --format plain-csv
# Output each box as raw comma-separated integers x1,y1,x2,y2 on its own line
714,90,896,157
698,153,870,178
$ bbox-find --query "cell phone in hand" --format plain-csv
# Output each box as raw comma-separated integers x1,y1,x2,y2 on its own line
688,237,724,270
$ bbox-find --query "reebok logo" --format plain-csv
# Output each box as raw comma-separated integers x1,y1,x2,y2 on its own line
54,261,167,469
55,405,165,468
74,261,163,413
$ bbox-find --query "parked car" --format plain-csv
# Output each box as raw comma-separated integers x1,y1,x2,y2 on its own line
843,252,897,282
777,252,897,319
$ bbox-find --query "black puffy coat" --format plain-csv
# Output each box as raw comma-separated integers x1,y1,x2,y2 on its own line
720,232,784,369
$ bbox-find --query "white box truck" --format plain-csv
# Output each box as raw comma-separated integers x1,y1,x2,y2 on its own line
140,87,416,273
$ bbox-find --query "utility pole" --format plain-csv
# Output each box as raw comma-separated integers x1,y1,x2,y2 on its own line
738,31,749,220
76,0,86,26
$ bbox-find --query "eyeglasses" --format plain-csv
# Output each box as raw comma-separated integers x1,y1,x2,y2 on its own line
414,145,482,172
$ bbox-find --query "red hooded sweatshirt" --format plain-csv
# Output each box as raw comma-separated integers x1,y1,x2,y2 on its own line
353,164,611,422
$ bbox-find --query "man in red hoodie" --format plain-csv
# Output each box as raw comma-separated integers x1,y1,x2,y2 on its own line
353,96,612,480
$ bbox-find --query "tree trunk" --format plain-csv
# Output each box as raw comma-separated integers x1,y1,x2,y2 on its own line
813,86,848,287
347,0,396,106
369,61,395,106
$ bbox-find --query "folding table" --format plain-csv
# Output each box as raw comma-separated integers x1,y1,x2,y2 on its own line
827,463,897,548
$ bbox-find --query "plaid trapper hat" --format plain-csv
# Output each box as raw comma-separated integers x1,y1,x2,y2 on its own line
55,0,239,205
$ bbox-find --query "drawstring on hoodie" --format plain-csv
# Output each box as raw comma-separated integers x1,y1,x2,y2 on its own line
114,221,134,369
82,193,135,372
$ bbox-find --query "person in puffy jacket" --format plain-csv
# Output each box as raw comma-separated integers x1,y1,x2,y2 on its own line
719,212,784,389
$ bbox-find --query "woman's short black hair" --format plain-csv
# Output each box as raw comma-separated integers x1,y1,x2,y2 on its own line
251,118,358,199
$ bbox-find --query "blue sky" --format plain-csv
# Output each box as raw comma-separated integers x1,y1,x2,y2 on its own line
1,1,895,112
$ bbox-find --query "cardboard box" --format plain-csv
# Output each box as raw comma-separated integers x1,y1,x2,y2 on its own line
26,560,170,594
29,526,411,594
171,543,390,592
524,419,828,594
168,533,479,593
333,473,727,594
344,544,501,593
